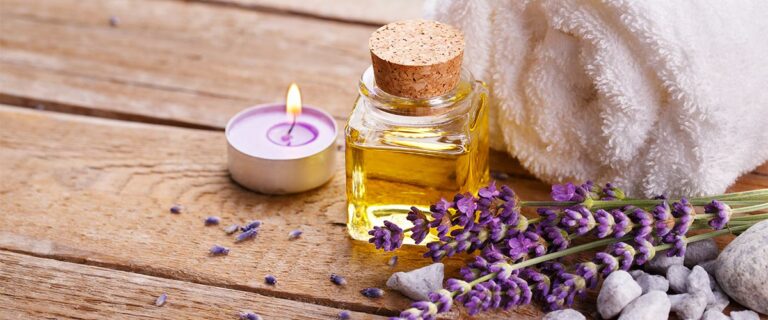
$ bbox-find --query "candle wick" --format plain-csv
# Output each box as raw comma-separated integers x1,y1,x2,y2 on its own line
287,117,297,135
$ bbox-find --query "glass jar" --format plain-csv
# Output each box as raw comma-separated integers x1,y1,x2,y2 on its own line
345,66,490,243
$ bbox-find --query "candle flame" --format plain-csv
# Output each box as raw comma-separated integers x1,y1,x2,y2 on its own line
286,82,302,120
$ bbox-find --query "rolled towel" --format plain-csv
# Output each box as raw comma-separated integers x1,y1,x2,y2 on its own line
425,0,768,197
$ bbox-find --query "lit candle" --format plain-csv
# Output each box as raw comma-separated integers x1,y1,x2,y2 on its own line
226,83,337,194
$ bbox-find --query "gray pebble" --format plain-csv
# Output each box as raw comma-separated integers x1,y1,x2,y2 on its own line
667,264,691,293
636,273,669,294
618,291,670,320
669,293,686,305
707,288,730,313
598,271,642,319
688,266,716,304
629,269,646,280
386,263,443,300
670,293,708,320
646,253,684,275
702,310,731,320
716,220,768,315
699,259,718,275
730,310,760,320
685,239,719,268
543,309,586,320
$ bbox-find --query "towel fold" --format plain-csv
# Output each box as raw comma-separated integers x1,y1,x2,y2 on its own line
425,0,768,197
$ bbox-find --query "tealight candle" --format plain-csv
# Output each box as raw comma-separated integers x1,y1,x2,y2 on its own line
226,83,336,194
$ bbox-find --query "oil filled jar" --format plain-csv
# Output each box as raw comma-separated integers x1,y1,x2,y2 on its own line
345,20,489,243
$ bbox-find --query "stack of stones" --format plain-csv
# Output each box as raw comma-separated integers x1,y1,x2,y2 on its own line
544,219,768,320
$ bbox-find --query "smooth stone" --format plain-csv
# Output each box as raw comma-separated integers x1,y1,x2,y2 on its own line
716,220,768,315
702,310,731,320
543,309,586,320
669,293,686,305
667,264,691,293
688,266,716,304
386,263,444,300
707,288,730,313
646,253,684,275
636,273,669,294
670,293,708,320
699,259,718,276
629,269,646,280
730,310,760,320
598,271,642,319
685,239,719,268
618,291,670,320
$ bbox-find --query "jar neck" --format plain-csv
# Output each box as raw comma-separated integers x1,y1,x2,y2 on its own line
358,66,477,122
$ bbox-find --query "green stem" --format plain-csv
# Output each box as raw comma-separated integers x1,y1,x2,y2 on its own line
732,203,768,214
521,199,768,209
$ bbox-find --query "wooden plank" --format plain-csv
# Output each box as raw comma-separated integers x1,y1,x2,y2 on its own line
0,250,382,319
0,106,548,318
196,0,424,26
0,0,375,128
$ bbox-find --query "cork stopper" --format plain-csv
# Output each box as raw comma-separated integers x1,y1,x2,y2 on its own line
369,20,464,99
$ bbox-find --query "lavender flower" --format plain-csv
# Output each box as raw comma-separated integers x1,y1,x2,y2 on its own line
705,200,731,230
545,272,585,311
542,226,569,252
537,208,561,226
610,208,632,238
407,207,430,244
593,252,618,277
505,231,545,260
575,262,599,289
239,312,262,320
593,209,615,238
338,310,351,320
224,224,240,234
601,183,626,200
360,287,384,298
455,193,478,227
670,198,695,237
666,235,687,257
241,220,262,232
551,183,576,202
368,221,404,251
155,293,167,307
446,278,472,295
519,268,551,298
264,275,277,285
633,235,655,265
628,208,653,237
235,228,258,242
170,204,182,214
204,216,220,226
209,244,230,255
652,201,674,237
609,242,636,271
288,229,302,240
560,206,596,235
330,274,347,286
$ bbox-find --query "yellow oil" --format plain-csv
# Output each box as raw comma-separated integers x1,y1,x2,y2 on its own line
345,91,489,243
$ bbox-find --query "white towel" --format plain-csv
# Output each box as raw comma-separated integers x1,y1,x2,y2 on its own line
425,0,768,197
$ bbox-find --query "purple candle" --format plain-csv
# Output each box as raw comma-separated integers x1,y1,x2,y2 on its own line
226,83,336,194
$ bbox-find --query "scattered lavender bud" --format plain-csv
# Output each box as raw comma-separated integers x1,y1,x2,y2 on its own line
235,228,258,242
241,220,262,232
109,16,119,27
387,256,398,267
170,204,183,214
264,275,277,285
209,245,230,256
224,224,240,234
204,216,221,226
330,274,347,286
360,287,384,298
338,310,351,319
730,310,760,320
238,311,262,320
288,229,302,240
154,293,167,307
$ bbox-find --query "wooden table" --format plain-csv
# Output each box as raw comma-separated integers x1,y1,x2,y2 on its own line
0,1,766,319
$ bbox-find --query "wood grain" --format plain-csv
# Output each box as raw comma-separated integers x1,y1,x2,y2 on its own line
0,105,548,319
0,0,375,128
0,250,381,320
196,0,425,26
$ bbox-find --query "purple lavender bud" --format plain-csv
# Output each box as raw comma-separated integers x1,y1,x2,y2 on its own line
204,216,220,226
480,244,506,263
387,255,398,267
503,276,532,308
406,207,430,244
429,198,452,215
551,183,577,202
543,226,570,252
238,312,262,320
478,181,500,198
209,244,230,255
489,262,514,281
330,273,347,286
169,205,182,214
633,235,655,265
454,193,478,227
666,235,687,257
705,200,731,230
337,310,351,320
537,208,561,226
429,289,454,313
671,198,695,236
601,183,626,200
520,268,551,298
154,293,167,307
235,228,258,242
446,278,472,295
264,275,277,285
560,206,596,235
368,220,404,252
224,224,240,234
575,262,599,289
424,241,447,262
288,229,302,240
593,209,615,238
593,252,619,277
652,201,674,237
360,287,384,298
610,208,631,238
629,208,653,237
610,242,636,271
241,220,262,232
